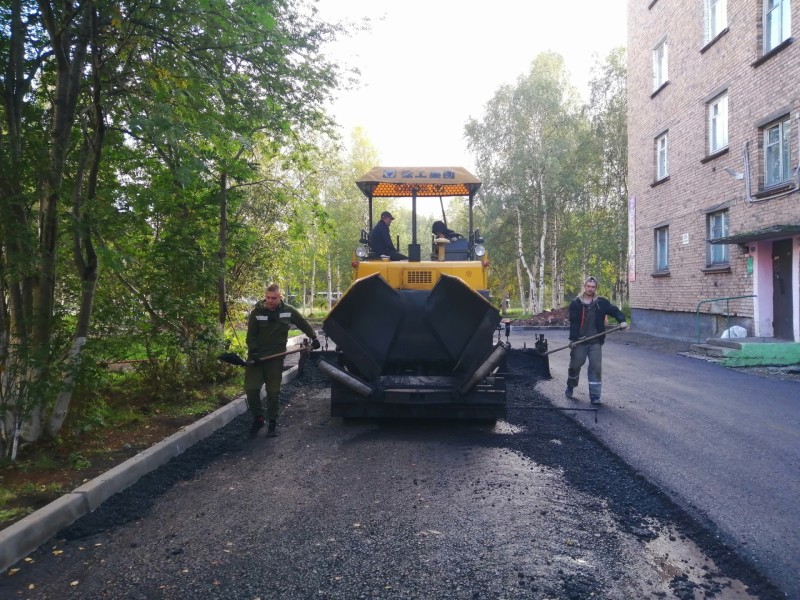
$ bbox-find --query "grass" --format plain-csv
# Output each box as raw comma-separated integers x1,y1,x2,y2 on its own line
0,482,67,527
0,362,245,529
0,507,31,524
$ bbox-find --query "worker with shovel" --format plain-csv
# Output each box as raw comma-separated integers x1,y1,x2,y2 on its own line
565,276,628,405
245,283,319,436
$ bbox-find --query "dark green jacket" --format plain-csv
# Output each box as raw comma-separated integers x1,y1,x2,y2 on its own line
246,300,316,358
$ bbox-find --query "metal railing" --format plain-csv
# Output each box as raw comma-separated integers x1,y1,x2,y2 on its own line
695,295,756,343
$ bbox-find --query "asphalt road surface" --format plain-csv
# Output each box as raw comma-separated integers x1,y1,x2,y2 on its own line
521,327,799,600
0,336,792,599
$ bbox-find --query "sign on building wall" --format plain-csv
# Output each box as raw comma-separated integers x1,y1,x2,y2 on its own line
628,196,636,282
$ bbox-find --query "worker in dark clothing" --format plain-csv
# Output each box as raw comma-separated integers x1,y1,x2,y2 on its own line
369,211,407,261
431,220,462,240
245,284,319,436
565,276,628,405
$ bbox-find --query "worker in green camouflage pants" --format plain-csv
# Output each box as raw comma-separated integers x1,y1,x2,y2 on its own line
245,283,318,436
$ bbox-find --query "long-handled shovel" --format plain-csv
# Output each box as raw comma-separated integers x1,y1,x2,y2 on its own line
218,340,311,367
542,324,626,356
524,324,626,379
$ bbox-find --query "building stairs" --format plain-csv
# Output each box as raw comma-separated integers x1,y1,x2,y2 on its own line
689,337,799,362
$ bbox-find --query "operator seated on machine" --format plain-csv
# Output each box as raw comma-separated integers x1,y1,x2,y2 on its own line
432,220,462,241
370,211,408,261
431,220,467,260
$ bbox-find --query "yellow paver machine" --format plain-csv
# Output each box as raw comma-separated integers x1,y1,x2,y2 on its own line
317,167,508,420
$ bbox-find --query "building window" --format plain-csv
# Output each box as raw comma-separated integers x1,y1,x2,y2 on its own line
765,0,791,52
764,117,792,187
705,0,728,43
707,210,729,265
655,226,669,271
653,39,668,90
656,132,669,180
708,92,729,154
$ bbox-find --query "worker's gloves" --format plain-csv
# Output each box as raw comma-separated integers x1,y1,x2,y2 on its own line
620,322,629,329
311,337,321,350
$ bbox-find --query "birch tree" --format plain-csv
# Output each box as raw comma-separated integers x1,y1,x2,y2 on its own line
466,52,583,314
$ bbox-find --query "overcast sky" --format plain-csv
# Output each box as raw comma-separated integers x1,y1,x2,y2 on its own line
317,0,628,172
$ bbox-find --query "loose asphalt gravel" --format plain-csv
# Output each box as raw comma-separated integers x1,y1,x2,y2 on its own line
0,349,787,600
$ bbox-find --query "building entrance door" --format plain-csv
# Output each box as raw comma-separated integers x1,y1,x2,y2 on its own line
771,239,794,340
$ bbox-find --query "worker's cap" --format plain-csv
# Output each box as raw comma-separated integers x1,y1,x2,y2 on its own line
380,211,394,220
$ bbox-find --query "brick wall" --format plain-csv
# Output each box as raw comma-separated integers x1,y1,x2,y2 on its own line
627,0,799,325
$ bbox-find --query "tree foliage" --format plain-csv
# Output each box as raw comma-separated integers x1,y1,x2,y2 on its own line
466,49,627,313
0,0,345,456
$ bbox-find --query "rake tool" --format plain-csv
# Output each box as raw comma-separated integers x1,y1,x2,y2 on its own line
524,324,626,379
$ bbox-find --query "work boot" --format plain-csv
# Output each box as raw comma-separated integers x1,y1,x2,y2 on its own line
249,415,265,437
590,395,602,405
266,419,277,437
564,386,574,399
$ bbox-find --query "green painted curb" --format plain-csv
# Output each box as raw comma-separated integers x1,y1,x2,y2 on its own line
721,343,800,367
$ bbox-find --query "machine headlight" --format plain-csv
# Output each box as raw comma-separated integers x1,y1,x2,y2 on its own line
474,244,486,257
355,244,369,259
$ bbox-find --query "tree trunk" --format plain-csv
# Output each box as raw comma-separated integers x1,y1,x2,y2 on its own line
326,254,333,311
15,3,93,444
514,205,536,314
550,217,559,309
535,190,547,315
47,16,103,438
218,172,228,332
310,253,317,315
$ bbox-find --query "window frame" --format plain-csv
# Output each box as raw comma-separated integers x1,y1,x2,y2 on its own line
708,92,729,154
656,132,669,180
707,210,730,266
764,0,792,53
764,117,792,187
654,226,669,272
652,38,669,91
705,0,728,44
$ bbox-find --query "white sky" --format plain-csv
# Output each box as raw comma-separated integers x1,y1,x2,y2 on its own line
317,0,628,172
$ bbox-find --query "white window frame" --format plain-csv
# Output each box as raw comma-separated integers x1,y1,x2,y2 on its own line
708,92,729,154
652,39,668,91
705,0,728,43
765,0,792,52
656,132,669,180
707,210,729,265
764,117,792,187
655,226,669,271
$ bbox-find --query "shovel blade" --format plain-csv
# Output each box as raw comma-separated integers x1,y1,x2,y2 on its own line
218,352,247,367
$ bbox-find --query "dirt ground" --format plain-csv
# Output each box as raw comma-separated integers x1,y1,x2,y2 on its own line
513,306,570,327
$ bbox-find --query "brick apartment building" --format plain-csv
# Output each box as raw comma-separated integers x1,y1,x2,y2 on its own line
627,0,799,341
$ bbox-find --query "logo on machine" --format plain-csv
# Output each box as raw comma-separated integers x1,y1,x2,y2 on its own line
381,170,456,180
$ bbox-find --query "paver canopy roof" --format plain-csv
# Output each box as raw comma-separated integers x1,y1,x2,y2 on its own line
356,167,481,199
